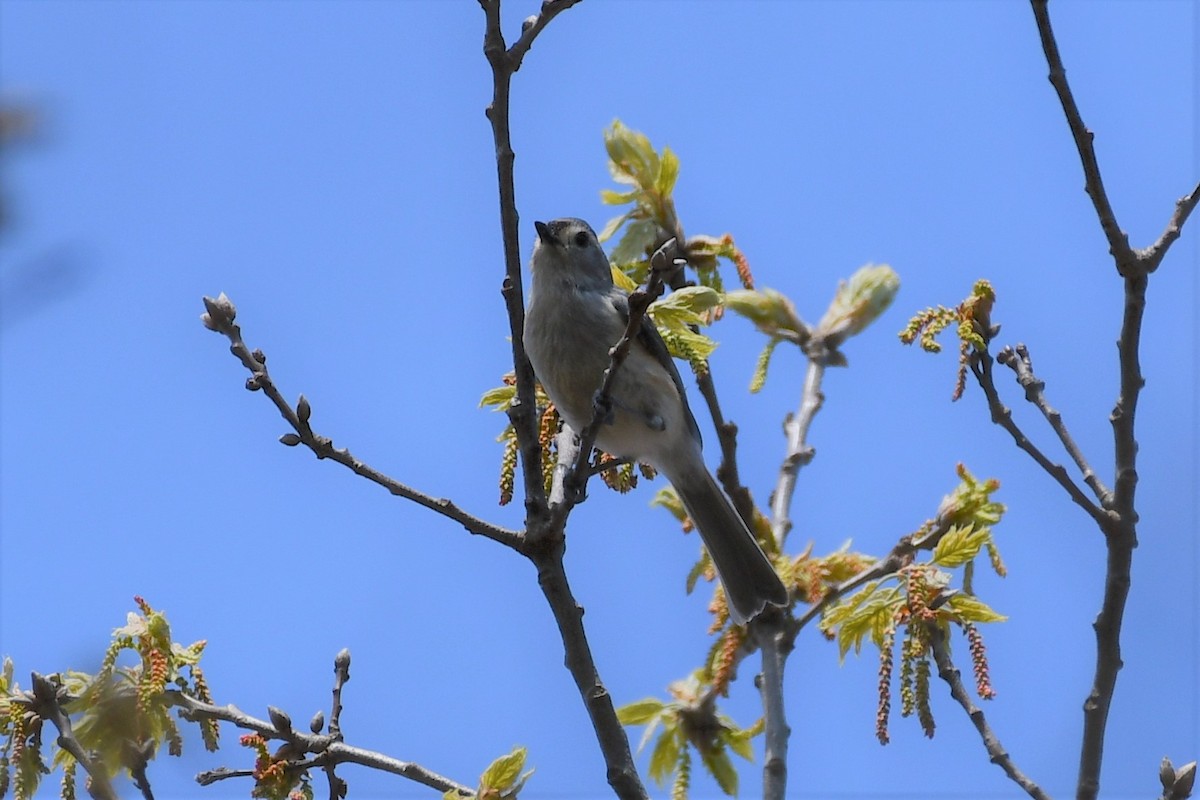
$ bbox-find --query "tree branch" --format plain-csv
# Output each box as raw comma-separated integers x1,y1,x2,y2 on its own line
479,0,580,527
969,346,1111,530
26,673,119,800
769,354,825,550
1029,3,1200,797
1143,183,1200,273
478,5,645,798
200,295,523,550
168,690,473,797
997,343,1111,504
530,550,648,800
1030,0,1135,275
928,626,1050,800
754,619,790,800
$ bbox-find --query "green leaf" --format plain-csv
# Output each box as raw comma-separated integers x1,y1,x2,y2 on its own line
947,594,1007,624
648,726,682,787
821,581,880,627
599,212,629,242
610,265,639,292
685,554,710,594
932,525,990,568
722,727,756,762
750,337,781,393
601,188,638,206
652,286,721,322
479,385,516,410
724,288,805,336
816,264,900,344
480,747,527,792
701,748,739,796
651,486,686,522
834,590,901,662
657,146,680,195
617,698,665,725
611,218,659,265
605,120,659,188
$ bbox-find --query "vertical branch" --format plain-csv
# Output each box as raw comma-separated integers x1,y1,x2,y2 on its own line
1029,0,1135,274
769,356,826,549
480,0,581,524
755,620,791,800
479,4,645,799
1029,3,1198,798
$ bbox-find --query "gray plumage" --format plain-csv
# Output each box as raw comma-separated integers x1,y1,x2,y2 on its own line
523,217,788,623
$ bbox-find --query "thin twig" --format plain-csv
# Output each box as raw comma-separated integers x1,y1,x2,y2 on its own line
329,648,350,739
997,344,1111,504
694,369,756,523
928,626,1050,800
324,649,351,800
1030,0,1135,275
1142,183,1200,273
168,691,473,797
200,295,523,550
769,354,825,550
970,347,1111,531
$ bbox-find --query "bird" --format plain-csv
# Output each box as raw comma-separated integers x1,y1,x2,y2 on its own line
523,217,789,623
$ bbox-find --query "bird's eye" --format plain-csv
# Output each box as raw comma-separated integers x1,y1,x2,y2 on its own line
573,231,590,247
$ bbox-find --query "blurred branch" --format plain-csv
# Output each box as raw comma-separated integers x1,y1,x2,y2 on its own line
199,294,522,549
997,343,1110,503
928,626,1049,800
25,673,119,800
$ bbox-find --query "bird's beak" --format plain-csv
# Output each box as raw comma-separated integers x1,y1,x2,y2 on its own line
534,220,556,245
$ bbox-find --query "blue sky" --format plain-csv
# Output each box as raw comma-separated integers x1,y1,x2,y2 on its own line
1,1,1196,799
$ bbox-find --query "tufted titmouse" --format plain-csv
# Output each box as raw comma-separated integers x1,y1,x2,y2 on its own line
523,218,789,623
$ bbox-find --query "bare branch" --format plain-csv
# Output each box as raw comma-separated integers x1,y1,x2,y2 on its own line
167,690,473,797
529,550,648,800
506,0,584,69
769,356,825,550
754,620,790,800
200,295,523,550
1030,0,1136,274
1143,183,1200,273
970,346,1111,530
997,343,1111,504
928,626,1050,800
329,648,350,739
478,5,644,798
1026,3,1198,796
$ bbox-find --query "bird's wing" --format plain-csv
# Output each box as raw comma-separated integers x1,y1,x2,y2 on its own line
611,292,703,447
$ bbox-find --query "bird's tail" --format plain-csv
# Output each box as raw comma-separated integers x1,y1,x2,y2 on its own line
666,457,789,624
